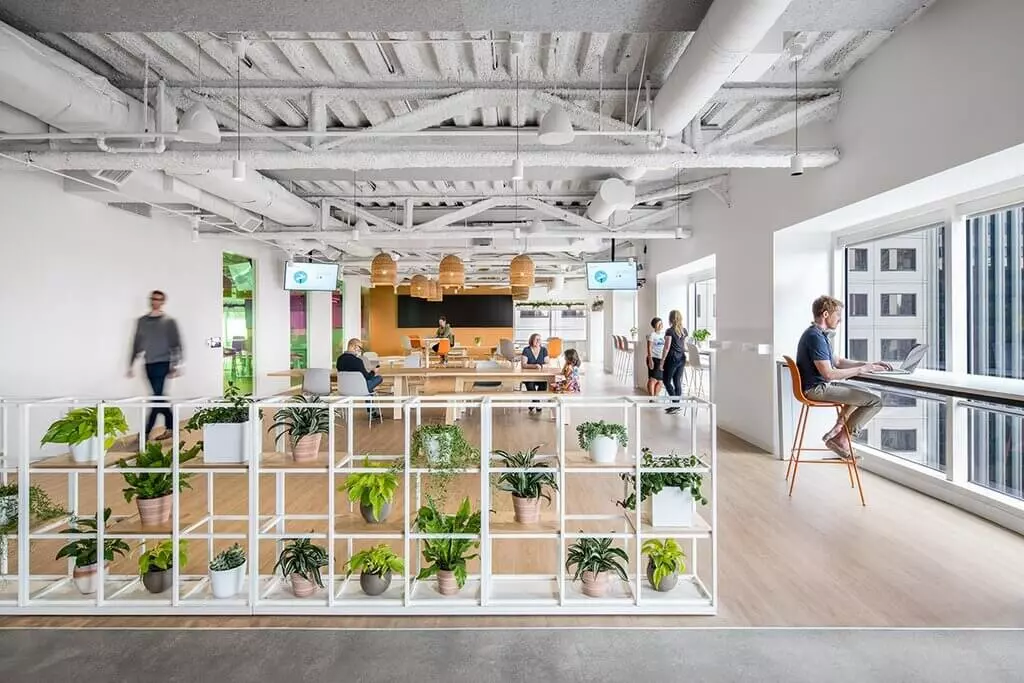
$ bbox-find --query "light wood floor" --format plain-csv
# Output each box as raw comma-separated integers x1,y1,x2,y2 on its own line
5,371,1024,628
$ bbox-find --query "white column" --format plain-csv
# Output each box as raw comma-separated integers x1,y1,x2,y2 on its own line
343,276,364,345
306,291,334,369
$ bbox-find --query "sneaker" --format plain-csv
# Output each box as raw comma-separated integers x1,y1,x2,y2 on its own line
824,436,854,460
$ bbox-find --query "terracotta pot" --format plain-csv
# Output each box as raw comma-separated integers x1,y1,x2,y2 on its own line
292,434,322,462
646,560,679,592
436,569,459,596
359,501,392,524
137,494,172,526
290,573,317,597
580,570,609,598
360,570,392,596
72,562,108,595
142,568,173,594
512,495,541,524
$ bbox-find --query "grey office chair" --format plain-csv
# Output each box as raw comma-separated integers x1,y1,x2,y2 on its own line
302,368,332,396
336,371,382,426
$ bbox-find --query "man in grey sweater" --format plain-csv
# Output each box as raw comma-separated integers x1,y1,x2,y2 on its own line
128,290,183,439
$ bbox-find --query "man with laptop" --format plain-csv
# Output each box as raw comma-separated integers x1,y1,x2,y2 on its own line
796,295,900,459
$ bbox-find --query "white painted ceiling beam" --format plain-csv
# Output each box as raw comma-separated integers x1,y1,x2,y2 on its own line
705,93,840,152
327,198,403,232
633,174,729,204
521,197,610,233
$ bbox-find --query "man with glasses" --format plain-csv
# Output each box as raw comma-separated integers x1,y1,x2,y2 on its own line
336,338,382,420
128,290,183,440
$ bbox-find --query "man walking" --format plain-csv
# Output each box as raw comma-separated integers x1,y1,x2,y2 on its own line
796,295,889,459
128,290,183,440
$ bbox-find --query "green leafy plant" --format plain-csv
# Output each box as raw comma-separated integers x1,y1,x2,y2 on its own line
40,406,129,449
269,394,330,447
138,539,188,575
209,543,246,572
344,544,404,578
185,383,254,431
514,300,586,309
642,538,686,588
692,328,711,343
617,448,708,511
274,536,329,587
343,458,400,521
565,536,629,582
493,446,558,502
117,441,200,502
414,497,481,589
576,421,628,451
1,484,68,575
54,508,131,568
411,424,479,502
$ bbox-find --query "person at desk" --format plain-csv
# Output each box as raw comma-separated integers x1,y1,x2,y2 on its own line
336,338,383,394
431,315,455,366
521,333,549,413
797,295,890,459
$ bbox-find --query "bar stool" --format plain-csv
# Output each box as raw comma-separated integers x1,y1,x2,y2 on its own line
781,355,866,506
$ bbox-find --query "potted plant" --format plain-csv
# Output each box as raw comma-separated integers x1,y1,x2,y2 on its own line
576,421,628,464
642,538,686,592
117,442,199,526
185,383,254,464
1,483,66,577
565,535,629,598
138,539,188,594
493,446,558,524
617,448,708,528
55,508,131,594
274,536,328,597
209,542,246,599
269,394,330,462
692,328,711,348
342,458,400,523
411,424,478,502
414,497,480,596
40,406,129,463
344,543,404,596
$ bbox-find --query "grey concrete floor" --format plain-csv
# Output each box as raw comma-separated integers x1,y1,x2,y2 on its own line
1,628,1023,682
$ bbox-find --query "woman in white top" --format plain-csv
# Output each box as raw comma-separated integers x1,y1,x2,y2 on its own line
646,317,666,396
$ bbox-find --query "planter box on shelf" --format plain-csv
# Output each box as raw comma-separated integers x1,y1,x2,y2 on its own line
210,562,246,599
202,422,250,464
360,571,392,596
136,494,172,526
142,568,173,594
649,488,696,528
70,438,99,463
588,435,618,464
73,562,105,594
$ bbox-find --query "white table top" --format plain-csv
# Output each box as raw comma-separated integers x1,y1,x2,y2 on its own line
853,369,1024,405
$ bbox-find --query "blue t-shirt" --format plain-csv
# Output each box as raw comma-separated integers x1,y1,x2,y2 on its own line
522,346,548,366
796,325,832,391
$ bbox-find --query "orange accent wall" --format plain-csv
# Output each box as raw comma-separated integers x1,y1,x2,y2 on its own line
365,285,514,356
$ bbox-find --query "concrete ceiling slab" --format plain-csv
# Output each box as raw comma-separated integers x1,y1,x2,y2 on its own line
776,0,937,30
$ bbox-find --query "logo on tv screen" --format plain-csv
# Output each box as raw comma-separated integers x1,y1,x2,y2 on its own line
293,270,308,284
593,270,608,284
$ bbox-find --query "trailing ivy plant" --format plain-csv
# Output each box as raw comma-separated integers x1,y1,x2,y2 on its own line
185,383,256,431
54,508,131,568
342,458,401,521
269,394,330,448
576,421,628,451
40,406,129,449
138,539,188,575
617,448,708,511
565,536,629,582
492,446,558,502
414,497,481,589
344,544,404,578
117,442,200,502
410,424,479,503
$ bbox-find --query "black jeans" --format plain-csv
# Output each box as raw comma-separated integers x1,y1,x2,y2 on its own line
145,361,173,435
662,359,685,402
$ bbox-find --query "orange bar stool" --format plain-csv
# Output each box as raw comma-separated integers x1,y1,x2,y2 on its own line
547,337,563,365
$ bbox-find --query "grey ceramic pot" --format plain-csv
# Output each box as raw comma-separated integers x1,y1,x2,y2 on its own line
646,560,679,592
360,501,392,524
360,570,393,596
142,568,173,594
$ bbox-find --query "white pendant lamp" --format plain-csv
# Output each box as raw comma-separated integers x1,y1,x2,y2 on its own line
789,153,804,176
511,158,524,181
178,102,221,143
538,103,575,145
232,158,246,181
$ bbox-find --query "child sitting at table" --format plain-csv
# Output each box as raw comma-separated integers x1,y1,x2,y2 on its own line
552,348,581,394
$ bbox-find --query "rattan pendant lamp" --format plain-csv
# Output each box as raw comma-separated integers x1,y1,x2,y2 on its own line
370,252,397,288
438,254,465,291
410,274,429,298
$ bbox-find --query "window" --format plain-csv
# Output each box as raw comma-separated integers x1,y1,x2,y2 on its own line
880,293,917,317
848,339,868,361
848,293,868,317
881,338,918,362
853,430,869,444
880,248,917,271
848,248,868,272
881,429,918,452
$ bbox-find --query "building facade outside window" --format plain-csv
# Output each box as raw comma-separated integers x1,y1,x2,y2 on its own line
848,293,868,317
880,293,917,317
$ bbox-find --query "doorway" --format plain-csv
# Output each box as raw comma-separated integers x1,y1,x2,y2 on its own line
222,253,255,394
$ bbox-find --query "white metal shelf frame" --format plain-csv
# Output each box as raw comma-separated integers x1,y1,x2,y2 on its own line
0,393,717,615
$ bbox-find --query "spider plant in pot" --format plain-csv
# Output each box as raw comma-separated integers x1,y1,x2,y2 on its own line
138,539,188,594
269,394,330,462
274,536,328,597
0,483,67,575
344,543,404,596
342,458,400,523
209,543,247,599
55,508,131,594
642,538,686,592
492,446,558,524
565,535,629,598
40,406,129,463
617,448,708,528
415,497,480,596
117,442,199,526
411,424,478,503
576,421,628,464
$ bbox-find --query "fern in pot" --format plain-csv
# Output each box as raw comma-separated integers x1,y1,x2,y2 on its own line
138,539,188,594
493,446,558,524
117,442,199,526
185,384,255,464
411,424,478,503
1,483,66,578
209,543,246,598
617,448,708,528
54,508,131,594
576,421,628,464
40,406,129,463
642,538,686,592
342,458,400,523
270,394,330,462
565,535,629,598
344,544,404,596
415,497,480,596
275,536,328,597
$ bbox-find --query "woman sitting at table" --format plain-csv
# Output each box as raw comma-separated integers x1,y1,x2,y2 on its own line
431,315,455,366
521,333,549,413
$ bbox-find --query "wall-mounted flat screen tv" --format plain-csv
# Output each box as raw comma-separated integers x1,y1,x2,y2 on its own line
284,262,339,291
585,261,638,290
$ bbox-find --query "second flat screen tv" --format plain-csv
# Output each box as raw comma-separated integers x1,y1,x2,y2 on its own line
586,261,638,290
284,261,339,291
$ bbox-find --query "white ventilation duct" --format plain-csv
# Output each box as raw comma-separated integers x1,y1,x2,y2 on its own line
169,170,317,227
585,178,636,223
0,101,46,134
651,0,795,136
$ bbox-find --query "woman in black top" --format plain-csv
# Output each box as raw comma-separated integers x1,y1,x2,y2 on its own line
520,333,549,413
659,310,688,414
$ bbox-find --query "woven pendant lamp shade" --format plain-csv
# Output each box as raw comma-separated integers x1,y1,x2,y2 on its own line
427,279,443,302
509,253,535,287
410,274,429,298
438,254,465,291
369,252,397,288
511,285,530,300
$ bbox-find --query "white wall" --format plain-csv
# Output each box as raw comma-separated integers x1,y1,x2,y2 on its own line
641,0,1024,451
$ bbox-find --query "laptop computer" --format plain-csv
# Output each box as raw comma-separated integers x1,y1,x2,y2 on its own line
872,343,928,375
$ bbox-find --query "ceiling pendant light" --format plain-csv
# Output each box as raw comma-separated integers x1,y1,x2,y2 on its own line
427,278,443,302
509,253,535,287
510,41,525,181
511,285,530,301
179,39,220,143
438,254,465,291
790,46,804,178
370,252,398,288
410,274,429,298
538,102,575,145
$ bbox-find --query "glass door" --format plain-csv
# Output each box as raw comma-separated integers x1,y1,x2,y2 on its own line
222,253,255,394
290,291,308,387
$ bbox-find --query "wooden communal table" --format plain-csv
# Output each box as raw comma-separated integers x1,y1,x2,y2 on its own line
267,366,561,422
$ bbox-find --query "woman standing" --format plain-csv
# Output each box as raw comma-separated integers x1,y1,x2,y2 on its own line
520,333,549,413
646,317,665,397
659,310,688,414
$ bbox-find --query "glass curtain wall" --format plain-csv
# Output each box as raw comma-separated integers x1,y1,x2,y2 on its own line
222,253,255,394
290,292,308,387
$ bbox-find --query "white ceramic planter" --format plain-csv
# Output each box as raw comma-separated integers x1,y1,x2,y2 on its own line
424,434,453,465
650,488,696,528
70,438,99,463
209,562,246,599
588,435,618,464
203,422,250,464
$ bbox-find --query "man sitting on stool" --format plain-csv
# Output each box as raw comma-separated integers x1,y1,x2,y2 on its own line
336,338,383,417
796,295,890,459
